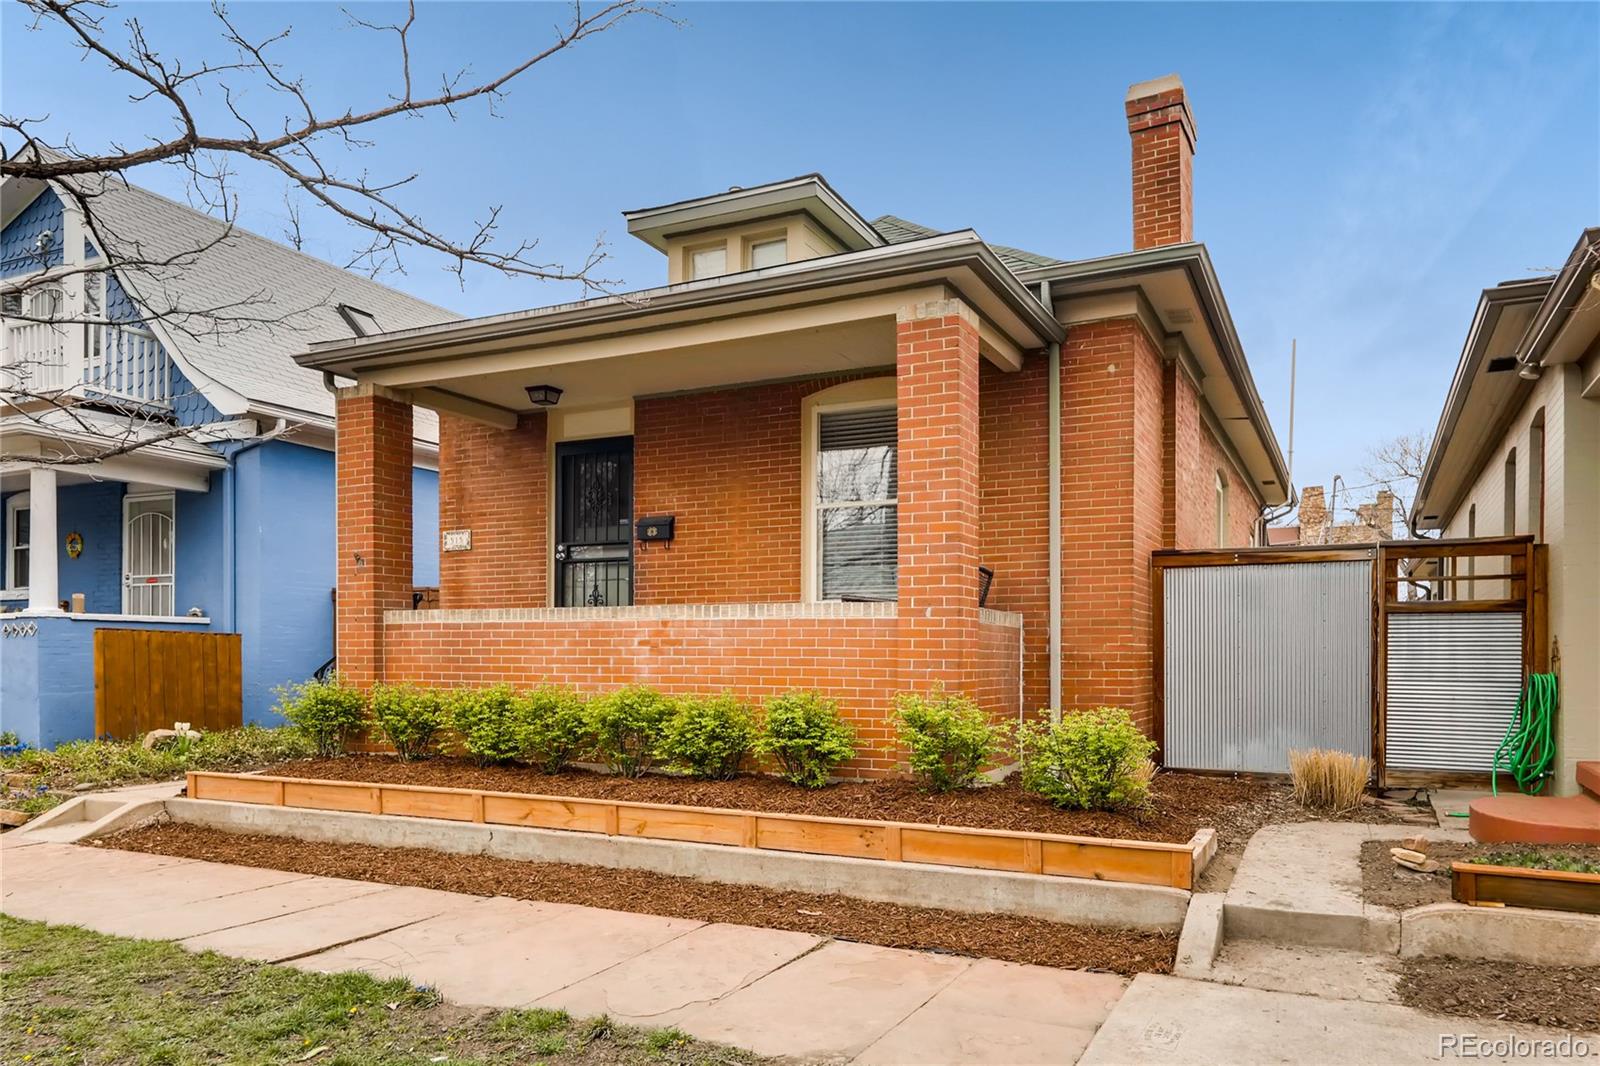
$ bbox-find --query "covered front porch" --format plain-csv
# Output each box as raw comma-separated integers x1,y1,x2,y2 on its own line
312,267,1060,773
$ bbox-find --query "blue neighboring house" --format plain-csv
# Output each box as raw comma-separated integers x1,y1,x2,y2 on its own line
1,170,451,747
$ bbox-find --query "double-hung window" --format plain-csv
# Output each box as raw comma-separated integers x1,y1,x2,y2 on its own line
816,407,897,600
5,494,29,594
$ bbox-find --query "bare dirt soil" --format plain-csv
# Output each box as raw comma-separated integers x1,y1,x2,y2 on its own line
1360,840,1600,910
257,756,1265,843
96,822,1178,975
1399,956,1600,1032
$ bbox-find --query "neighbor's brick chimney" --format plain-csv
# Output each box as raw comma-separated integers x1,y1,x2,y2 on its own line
1126,74,1196,249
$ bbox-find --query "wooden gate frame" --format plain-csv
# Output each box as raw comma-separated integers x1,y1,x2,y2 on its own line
1152,536,1547,788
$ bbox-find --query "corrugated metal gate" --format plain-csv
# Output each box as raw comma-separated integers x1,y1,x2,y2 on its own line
1155,537,1545,785
1384,613,1524,772
1160,558,1372,773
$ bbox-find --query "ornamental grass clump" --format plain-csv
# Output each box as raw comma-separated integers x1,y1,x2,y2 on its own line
894,687,1008,792
586,685,676,777
274,675,368,757
1017,706,1157,811
369,683,447,761
661,693,758,780
756,691,856,789
447,684,529,766
1288,748,1371,814
522,685,590,773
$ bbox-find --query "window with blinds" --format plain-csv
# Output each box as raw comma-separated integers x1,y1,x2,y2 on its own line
817,407,897,600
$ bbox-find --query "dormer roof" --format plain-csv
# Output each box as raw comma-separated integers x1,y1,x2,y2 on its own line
624,174,883,254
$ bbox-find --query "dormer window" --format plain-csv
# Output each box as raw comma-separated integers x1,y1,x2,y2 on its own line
688,244,727,281
748,237,787,270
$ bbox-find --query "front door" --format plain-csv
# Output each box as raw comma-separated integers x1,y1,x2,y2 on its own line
554,437,633,607
123,492,175,616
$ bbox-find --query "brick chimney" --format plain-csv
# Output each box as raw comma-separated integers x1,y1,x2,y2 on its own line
1126,74,1196,249
1298,485,1328,543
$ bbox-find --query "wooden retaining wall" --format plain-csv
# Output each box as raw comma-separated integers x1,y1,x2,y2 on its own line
186,771,1201,889
1452,861,1600,915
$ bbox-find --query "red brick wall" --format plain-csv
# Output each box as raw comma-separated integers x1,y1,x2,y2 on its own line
1165,365,1209,548
335,387,414,686
632,372,879,604
896,304,982,693
381,606,1019,778
980,356,1049,715
438,412,548,609
976,618,1024,728
1055,318,1165,731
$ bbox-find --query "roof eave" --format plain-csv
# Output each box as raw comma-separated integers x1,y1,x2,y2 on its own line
1018,243,1292,498
297,233,1065,372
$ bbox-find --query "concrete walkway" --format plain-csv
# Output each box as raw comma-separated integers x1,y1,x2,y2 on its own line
0,839,1125,1064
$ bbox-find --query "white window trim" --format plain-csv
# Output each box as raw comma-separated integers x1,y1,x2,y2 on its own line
4,492,30,597
800,377,897,602
1214,471,1228,547
121,490,176,616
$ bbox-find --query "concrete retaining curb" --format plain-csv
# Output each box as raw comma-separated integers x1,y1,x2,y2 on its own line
1399,902,1600,967
142,798,1190,931
1172,892,1224,978
11,796,168,845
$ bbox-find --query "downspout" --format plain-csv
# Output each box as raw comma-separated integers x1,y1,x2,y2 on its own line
221,418,288,632
1040,281,1063,723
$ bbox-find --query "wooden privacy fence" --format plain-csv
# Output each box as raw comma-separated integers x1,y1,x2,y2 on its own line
187,771,1204,889
95,629,242,739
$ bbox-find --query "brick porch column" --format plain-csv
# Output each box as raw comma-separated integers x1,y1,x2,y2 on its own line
335,384,413,687
896,298,982,694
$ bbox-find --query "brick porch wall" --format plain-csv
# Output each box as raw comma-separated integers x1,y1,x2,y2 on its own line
438,412,548,609
381,603,1020,777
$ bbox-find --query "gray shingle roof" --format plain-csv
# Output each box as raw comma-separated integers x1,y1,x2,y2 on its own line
71,175,459,437
872,214,1065,273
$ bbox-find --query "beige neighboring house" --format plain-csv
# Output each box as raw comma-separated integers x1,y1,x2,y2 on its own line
1412,227,1600,795
1266,485,1395,546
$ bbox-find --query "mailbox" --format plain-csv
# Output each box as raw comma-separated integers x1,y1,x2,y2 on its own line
635,515,675,542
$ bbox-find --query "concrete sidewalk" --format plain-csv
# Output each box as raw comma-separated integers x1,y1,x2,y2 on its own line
0,839,1125,1064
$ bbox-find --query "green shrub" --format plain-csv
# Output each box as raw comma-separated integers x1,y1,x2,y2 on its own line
522,686,590,773
183,724,316,769
585,686,676,777
894,687,1007,792
274,675,368,757
369,684,447,761
755,691,855,788
1016,706,1157,811
447,685,529,766
0,738,182,788
661,693,757,780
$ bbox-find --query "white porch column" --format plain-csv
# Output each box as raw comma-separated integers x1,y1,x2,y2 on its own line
27,466,61,613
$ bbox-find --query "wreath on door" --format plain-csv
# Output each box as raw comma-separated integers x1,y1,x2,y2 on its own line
65,531,84,558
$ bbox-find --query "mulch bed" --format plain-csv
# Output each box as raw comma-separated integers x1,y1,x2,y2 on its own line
1360,840,1600,911
95,822,1177,975
1398,956,1600,1032
249,756,1267,843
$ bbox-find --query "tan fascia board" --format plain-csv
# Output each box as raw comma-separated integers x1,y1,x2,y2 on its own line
360,285,949,389
1410,278,1552,530
623,175,883,253
1520,228,1600,368
1021,244,1291,503
298,233,1063,376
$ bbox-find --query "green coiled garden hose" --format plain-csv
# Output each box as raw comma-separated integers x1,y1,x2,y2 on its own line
1492,673,1557,795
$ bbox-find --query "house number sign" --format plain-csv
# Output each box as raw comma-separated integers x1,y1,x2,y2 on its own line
442,529,472,553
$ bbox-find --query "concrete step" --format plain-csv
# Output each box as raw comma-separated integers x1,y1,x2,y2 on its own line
1469,792,1600,845
1205,941,1400,1004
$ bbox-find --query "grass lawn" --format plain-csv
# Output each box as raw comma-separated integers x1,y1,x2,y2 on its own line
0,916,763,1066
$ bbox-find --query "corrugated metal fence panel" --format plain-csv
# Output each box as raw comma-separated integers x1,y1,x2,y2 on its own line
1163,561,1371,773
1385,612,1523,772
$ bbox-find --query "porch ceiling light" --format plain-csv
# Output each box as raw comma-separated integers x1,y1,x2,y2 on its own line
525,384,563,407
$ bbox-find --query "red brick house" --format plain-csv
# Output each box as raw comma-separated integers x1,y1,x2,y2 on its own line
299,75,1289,774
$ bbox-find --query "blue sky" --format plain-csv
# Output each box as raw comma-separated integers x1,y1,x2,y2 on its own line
4,2,1596,511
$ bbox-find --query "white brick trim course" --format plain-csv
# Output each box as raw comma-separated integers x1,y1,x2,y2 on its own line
384,601,898,625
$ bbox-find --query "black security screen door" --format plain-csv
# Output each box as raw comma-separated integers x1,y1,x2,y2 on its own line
555,436,634,607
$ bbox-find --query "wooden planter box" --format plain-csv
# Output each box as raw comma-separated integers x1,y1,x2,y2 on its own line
1451,861,1600,915
186,771,1203,890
